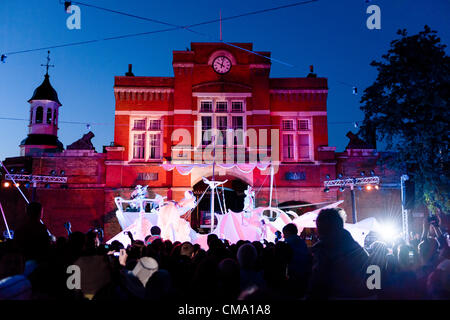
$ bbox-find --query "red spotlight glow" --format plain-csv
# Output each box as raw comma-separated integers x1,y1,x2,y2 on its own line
3,181,10,188
365,185,373,191
375,185,379,190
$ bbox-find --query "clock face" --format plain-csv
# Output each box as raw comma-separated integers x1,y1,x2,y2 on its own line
212,56,232,74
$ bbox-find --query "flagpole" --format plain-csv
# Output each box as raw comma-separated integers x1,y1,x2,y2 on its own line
219,10,222,41
210,135,216,234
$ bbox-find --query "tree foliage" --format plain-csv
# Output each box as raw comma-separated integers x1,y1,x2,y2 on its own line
359,26,449,214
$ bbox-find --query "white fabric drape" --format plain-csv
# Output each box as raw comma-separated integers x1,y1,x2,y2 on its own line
161,162,271,175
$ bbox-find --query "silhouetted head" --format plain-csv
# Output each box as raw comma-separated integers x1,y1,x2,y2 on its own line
418,238,439,264
207,233,219,248
237,243,257,270
282,223,298,239
150,226,161,236
180,242,194,257
316,208,345,238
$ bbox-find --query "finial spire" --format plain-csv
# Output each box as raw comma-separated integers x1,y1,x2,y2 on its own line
41,50,54,76
219,10,222,41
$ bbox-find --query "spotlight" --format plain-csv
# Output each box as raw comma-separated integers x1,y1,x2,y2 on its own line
360,171,365,176
370,170,375,176
10,168,15,173
25,183,30,188
20,168,25,173
60,170,65,176
50,170,56,176
357,186,362,191
375,185,379,190
339,186,345,192
324,187,330,193
3,181,10,188
15,183,20,187
379,224,398,241
45,183,50,189
365,185,372,191
325,174,331,180
338,173,343,179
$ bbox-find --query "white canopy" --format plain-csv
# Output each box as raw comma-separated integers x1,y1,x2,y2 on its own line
161,162,271,175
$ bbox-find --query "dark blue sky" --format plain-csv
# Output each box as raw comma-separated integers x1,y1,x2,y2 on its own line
1,0,449,160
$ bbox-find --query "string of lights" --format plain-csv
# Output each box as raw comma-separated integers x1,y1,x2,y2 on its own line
62,0,310,67
0,115,362,128
65,1,359,85
1,0,360,94
2,1,318,58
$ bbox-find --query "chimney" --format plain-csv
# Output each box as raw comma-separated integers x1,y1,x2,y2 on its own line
125,64,134,76
307,64,317,78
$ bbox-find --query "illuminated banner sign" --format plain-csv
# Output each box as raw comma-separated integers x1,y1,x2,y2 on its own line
137,172,158,181
285,171,306,181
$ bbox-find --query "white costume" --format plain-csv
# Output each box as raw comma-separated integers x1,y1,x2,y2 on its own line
157,190,196,242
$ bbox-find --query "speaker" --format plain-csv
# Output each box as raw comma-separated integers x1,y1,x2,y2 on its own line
404,179,415,210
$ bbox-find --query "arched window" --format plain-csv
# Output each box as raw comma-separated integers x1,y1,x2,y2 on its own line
46,108,52,124
35,106,43,124
53,109,57,125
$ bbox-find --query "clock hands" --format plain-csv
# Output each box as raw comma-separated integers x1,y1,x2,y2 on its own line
213,56,230,74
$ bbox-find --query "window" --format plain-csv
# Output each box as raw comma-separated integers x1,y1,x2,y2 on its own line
216,116,228,145
200,101,213,112
133,119,146,130
201,116,212,145
133,133,145,159
46,109,52,124
198,98,247,148
232,116,244,145
216,101,227,112
130,117,163,161
231,101,243,112
149,119,161,130
35,106,43,124
298,134,310,159
283,134,295,160
53,109,57,125
149,134,161,159
298,119,309,131
282,120,294,131
281,118,312,161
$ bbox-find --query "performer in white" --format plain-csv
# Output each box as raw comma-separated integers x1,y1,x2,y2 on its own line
150,193,166,213
243,186,255,213
157,190,196,242
130,185,148,210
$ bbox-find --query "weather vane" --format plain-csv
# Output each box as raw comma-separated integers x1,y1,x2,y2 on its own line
41,50,54,75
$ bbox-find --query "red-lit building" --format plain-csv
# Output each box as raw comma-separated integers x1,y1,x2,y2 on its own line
104,42,339,229
1,42,417,240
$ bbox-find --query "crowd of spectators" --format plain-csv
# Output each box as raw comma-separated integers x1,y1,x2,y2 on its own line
0,203,449,300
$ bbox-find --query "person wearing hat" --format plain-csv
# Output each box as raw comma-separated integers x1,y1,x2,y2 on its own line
118,250,158,299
